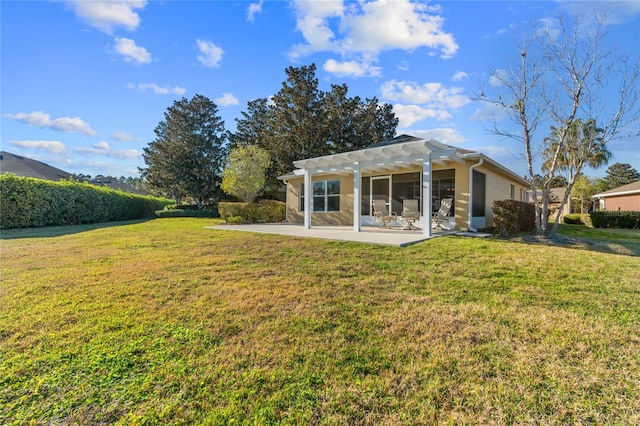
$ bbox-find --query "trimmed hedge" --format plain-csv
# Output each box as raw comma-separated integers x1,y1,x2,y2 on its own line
0,174,173,229
492,199,536,236
218,200,286,223
155,209,218,218
589,211,640,229
563,213,583,225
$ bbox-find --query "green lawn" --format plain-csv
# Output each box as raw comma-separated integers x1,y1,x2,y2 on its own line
1,219,639,424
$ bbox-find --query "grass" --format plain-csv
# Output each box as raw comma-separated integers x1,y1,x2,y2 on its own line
1,218,639,424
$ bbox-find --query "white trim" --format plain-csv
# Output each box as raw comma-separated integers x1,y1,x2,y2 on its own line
303,170,311,229
593,189,640,198
353,163,361,232
422,155,432,236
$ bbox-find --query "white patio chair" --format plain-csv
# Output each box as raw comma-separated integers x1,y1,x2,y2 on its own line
433,198,453,230
372,199,397,229
401,199,420,230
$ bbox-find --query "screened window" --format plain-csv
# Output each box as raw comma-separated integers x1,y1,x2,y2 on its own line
300,180,340,212
472,170,486,217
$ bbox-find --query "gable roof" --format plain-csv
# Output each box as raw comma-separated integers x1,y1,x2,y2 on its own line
0,151,73,181
593,180,640,198
289,134,529,187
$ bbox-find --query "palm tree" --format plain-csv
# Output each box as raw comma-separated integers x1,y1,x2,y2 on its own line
542,118,611,232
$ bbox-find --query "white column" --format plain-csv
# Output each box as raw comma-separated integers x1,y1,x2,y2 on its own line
422,155,432,236
304,169,312,229
353,163,361,232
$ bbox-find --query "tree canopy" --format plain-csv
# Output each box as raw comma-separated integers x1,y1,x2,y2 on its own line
230,64,398,181
140,94,227,206
602,163,640,191
221,145,271,203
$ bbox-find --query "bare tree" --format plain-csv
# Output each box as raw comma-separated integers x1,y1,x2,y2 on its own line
480,11,640,234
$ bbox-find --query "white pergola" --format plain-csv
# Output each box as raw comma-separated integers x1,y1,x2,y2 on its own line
291,137,467,236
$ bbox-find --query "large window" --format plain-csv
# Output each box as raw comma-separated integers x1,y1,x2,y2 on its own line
300,180,340,212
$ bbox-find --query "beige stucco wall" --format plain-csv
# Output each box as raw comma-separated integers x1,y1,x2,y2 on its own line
285,174,355,225
603,194,640,211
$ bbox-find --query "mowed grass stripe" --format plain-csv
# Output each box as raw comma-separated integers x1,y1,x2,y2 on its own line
1,218,639,424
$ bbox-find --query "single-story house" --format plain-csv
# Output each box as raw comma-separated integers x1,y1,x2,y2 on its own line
592,181,640,211
279,135,530,236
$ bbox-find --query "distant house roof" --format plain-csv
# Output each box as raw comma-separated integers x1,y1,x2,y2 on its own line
0,151,73,181
593,180,640,198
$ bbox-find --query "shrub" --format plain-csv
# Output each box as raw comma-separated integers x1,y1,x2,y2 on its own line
0,174,173,229
218,200,286,224
155,209,218,218
589,210,640,229
492,200,536,236
164,204,200,210
563,214,583,225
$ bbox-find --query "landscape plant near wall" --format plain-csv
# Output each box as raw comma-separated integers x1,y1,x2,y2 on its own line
218,200,285,224
590,211,640,229
0,174,172,229
492,200,536,236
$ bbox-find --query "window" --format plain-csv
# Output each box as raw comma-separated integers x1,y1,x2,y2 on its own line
300,180,340,212
472,170,486,217
510,184,515,200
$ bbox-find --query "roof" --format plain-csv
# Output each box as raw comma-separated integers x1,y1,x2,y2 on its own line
0,151,73,181
287,134,529,187
593,180,640,198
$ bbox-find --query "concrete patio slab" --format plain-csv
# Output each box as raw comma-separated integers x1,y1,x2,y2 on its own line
205,223,457,247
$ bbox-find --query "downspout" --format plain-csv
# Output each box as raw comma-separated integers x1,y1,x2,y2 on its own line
467,158,484,232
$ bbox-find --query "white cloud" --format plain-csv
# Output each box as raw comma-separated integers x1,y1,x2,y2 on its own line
10,140,68,154
75,141,141,159
196,39,224,68
113,131,133,141
323,59,381,77
452,71,468,81
114,37,151,64
289,0,458,64
470,103,507,122
127,82,186,95
65,0,147,34
247,0,263,22
393,104,450,128
381,80,470,109
215,93,239,106
409,128,468,144
4,111,97,136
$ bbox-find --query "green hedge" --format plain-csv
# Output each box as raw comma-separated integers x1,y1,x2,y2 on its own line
218,200,286,224
155,209,218,218
492,199,536,236
0,174,173,229
563,213,583,225
589,211,640,229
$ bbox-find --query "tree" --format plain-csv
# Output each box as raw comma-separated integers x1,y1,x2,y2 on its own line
602,163,640,191
571,174,603,213
230,64,398,180
140,94,228,206
542,118,611,232
480,11,640,234
221,145,271,203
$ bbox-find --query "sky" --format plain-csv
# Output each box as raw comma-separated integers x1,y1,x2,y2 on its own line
2,0,639,179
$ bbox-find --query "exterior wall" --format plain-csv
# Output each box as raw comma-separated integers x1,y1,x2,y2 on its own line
476,164,528,229
603,194,640,211
285,174,354,225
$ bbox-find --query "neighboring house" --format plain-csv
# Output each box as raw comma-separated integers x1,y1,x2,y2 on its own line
279,135,530,236
592,181,640,211
0,151,73,181
525,187,578,220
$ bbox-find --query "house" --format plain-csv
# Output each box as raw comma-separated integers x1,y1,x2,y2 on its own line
592,181,640,211
525,187,579,220
279,135,529,236
0,151,73,181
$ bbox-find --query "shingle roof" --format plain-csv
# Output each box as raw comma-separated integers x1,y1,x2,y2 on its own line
0,151,73,181
593,180,640,198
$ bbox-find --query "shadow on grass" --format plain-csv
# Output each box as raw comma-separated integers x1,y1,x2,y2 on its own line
0,219,153,240
496,224,640,257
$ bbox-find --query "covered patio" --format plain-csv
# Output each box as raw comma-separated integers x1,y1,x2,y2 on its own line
207,223,460,247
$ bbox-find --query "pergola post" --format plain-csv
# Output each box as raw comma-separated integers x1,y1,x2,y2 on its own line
304,169,312,229
422,155,432,236
353,162,361,232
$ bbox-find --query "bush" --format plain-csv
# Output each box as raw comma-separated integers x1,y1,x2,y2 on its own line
218,200,286,224
589,211,640,229
563,214,583,225
155,209,218,218
0,174,173,229
492,200,536,236
164,204,200,210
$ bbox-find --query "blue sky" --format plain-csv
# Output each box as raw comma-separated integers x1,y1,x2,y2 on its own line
2,1,639,179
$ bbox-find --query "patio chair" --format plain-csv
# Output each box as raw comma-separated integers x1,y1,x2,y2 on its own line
433,198,453,230
372,199,397,229
401,199,420,230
